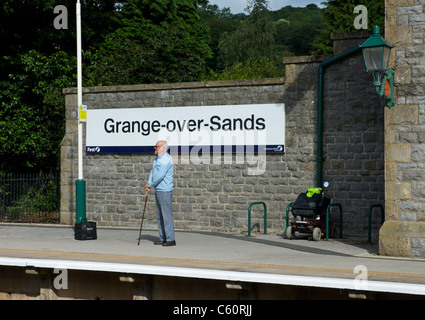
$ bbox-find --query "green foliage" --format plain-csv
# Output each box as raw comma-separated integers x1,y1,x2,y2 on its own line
0,0,386,173
202,1,324,80
0,173,60,222
13,179,59,213
0,50,76,172
198,2,240,71
273,4,324,56
0,0,118,174
87,0,212,85
0,0,119,81
0,0,211,173
312,0,385,54
217,0,276,69
322,0,384,32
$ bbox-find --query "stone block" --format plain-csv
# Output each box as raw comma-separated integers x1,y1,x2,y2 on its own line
385,143,411,162
380,221,425,257
386,181,411,201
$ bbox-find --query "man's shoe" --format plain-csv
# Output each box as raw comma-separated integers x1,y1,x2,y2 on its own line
154,240,164,245
162,240,176,247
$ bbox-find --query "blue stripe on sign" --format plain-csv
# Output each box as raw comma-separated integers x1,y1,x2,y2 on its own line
86,145,284,154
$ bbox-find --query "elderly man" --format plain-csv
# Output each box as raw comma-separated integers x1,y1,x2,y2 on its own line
144,140,176,246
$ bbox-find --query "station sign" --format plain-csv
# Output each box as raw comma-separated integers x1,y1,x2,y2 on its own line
85,104,285,154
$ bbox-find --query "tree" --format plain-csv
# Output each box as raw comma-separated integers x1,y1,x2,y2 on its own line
0,0,120,173
0,0,119,81
87,0,212,85
198,2,240,71
201,0,288,80
0,0,211,173
273,4,324,56
217,0,276,69
0,50,76,172
312,0,385,54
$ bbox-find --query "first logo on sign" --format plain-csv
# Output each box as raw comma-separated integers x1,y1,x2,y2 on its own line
79,105,87,122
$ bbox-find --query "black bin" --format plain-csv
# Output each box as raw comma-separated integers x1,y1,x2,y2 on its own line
75,222,97,240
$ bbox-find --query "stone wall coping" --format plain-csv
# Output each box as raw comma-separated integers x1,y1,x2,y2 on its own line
62,77,285,95
330,30,372,40
283,55,331,65
281,32,370,65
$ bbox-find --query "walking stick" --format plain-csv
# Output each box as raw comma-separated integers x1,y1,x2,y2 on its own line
137,190,149,245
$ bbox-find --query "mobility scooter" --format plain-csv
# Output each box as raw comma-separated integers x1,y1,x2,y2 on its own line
286,182,333,241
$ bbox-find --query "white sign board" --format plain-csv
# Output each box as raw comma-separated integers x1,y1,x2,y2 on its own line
86,104,285,154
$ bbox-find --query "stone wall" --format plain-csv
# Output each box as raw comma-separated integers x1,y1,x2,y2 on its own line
61,78,316,233
380,0,425,257
323,33,385,238
61,33,384,238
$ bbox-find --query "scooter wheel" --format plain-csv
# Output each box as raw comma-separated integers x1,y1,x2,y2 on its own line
312,227,321,241
286,226,293,240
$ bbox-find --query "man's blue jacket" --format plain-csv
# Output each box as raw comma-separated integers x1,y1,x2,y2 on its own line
148,152,174,191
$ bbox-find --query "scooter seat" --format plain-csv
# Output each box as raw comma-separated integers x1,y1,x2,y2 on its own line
291,192,326,217
292,209,316,217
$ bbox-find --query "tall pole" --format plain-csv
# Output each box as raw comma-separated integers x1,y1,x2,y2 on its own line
75,0,86,224
77,0,82,179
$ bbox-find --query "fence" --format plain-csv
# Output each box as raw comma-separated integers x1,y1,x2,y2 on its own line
0,172,60,223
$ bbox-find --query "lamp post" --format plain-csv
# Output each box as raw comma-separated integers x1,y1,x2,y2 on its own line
74,1,96,240
360,25,395,108
76,0,86,225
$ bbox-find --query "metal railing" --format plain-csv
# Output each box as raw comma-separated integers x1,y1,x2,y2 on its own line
247,201,267,236
325,203,343,241
368,204,385,244
0,172,60,223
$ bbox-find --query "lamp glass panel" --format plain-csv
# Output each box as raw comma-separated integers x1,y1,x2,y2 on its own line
382,46,391,70
363,46,385,71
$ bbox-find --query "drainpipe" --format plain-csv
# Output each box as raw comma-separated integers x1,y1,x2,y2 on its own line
317,45,363,187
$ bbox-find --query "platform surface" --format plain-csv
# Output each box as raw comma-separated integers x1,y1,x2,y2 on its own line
0,224,425,295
